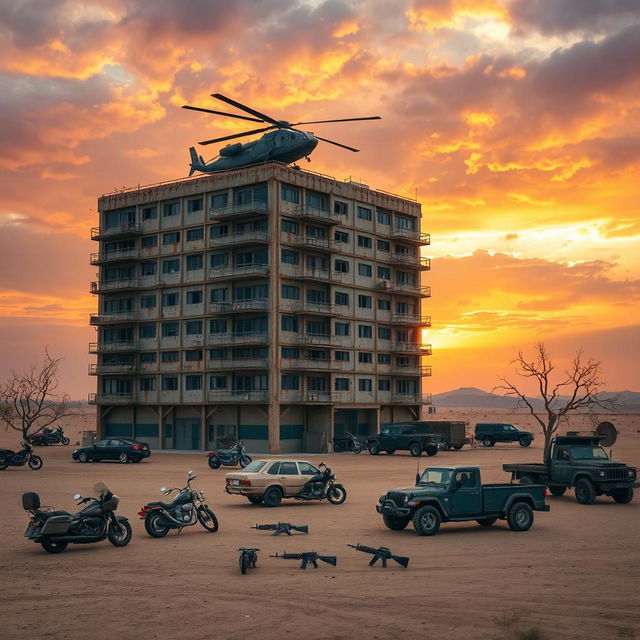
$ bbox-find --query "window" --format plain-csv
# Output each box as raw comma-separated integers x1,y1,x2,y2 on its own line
334,350,350,361
186,290,202,305
209,375,226,389
186,227,204,241
306,319,328,336
377,239,390,252
334,230,349,243
377,298,391,310
358,324,372,339
378,266,391,280
282,284,300,300
358,263,372,277
396,301,409,314
378,326,391,340
378,379,391,391
357,206,372,221
163,202,179,217
358,295,372,309
377,209,391,225
209,224,228,238
185,375,202,391
162,292,178,307
378,353,391,364
209,319,228,333
281,185,300,204
163,231,180,245
282,219,299,234
359,378,373,392
210,253,228,268
141,235,157,248
281,347,299,358
306,289,327,304
335,322,350,336
141,261,156,276
334,259,349,273
335,378,349,391
234,316,267,334
209,348,227,359
267,462,281,475
187,198,203,213
140,352,156,363
140,295,156,309
358,352,373,363
308,376,327,392
281,249,299,265
234,283,267,300
306,190,328,211
186,254,203,271
161,322,179,337
395,214,416,231
210,288,228,303
142,206,157,220
233,346,267,359
161,351,179,363
279,461,298,475
281,315,299,332
140,377,156,391
357,235,372,248
162,259,180,274
334,201,348,215
139,323,156,339
306,225,325,239
162,376,178,391
210,191,228,209
281,373,299,390
185,320,202,335
335,291,349,306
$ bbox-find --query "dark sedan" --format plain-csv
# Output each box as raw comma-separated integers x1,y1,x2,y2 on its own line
72,438,151,464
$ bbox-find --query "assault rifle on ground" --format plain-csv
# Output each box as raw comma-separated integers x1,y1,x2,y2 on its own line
270,551,337,570
347,543,410,568
251,522,308,536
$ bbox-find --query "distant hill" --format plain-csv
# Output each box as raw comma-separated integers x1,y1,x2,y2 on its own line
431,387,640,410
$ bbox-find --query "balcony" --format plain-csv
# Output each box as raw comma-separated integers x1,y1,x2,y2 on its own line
391,365,432,376
88,363,138,375
390,342,425,354
209,199,268,219
281,358,332,371
206,332,269,346
280,232,337,251
91,223,141,240
280,300,335,315
294,333,332,346
89,341,138,354
208,230,268,247
208,299,269,314
207,390,269,402
90,312,138,325
90,248,140,265
391,393,430,404
390,228,431,245
90,279,139,294
390,255,431,270
207,358,268,370
286,204,341,225
391,314,431,326
88,392,137,405
390,283,431,297
208,263,269,280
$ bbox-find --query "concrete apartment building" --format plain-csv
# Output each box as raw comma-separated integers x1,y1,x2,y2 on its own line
89,162,432,453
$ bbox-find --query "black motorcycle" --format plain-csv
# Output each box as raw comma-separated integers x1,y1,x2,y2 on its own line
23,483,132,554
297,462,347,504
207,441,252,469
139,470,219,537
332,432,363,454
0,441,43,471
30,426,70,446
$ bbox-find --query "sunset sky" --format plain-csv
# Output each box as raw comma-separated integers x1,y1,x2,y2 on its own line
1,0,639,399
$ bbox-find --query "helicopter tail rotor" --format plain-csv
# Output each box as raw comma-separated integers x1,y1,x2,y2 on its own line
188,147,205,177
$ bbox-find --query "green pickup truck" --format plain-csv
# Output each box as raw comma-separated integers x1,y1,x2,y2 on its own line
503,435,638,505
376,466,550,536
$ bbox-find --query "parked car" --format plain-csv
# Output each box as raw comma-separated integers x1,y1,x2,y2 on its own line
367,423,441,456
475,423,534,447
384,421,470,450
72,438,150,464
504,435,638,504
377,465,550,535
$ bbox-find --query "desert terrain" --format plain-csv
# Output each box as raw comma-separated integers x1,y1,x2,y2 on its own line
0,408,638,640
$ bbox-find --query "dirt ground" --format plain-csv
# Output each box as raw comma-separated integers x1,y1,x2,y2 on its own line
1,409,639,640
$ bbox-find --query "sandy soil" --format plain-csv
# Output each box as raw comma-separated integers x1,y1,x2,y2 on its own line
1,409,639,640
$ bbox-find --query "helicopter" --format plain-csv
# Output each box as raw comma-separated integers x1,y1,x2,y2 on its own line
182,93,381,175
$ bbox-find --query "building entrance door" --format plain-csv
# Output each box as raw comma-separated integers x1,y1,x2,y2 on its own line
174,419,200,449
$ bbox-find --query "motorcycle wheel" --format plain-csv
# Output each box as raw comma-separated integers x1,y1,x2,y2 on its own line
239,455,252,469
327,485,347,504
240,552,250,575
144,512,170,538
28,456,43,470
197,507,219,532
62,437,70,446
352,444,363,454
208,456,221,469
0,460,7,471
41,539,68,554
108,519,132,547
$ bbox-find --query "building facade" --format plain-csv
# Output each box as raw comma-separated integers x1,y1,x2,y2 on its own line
89,163,431,453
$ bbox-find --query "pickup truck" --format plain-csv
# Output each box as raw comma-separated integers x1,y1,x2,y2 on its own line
367,423,440,457
503,435,638,505
376,466,549,536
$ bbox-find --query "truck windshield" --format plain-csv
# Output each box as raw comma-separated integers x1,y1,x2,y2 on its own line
570,446,609,460
418,469,452,486
381,427,400,436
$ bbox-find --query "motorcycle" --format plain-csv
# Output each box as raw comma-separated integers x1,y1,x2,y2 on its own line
139,470,219,537
207,441,252,469
297,462,347,504
29,426,70,446
22,482,132,553
0,441,43,471
332,432,363,454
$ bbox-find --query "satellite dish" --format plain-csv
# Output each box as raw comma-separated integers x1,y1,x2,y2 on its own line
596,421,618,447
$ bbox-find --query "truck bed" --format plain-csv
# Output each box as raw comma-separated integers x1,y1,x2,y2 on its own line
482,483,546,513
503,463,549,475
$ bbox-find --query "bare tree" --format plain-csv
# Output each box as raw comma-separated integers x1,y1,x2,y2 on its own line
494,343,617,459
0,350,72,442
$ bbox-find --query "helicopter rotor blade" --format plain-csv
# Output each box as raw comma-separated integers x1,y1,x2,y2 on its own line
211,93,280,126
198,126,275,146
182,105,264,123
313,134,360,152
291,116,381,126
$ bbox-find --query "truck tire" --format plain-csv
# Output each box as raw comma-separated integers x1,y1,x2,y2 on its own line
482,436,495,447
506,502,534,531
425,444,438,457
452,443,464,450
476,517,497,527
519,436,532,447
549,486,566,497
575,478,596,505
368,442,381,455
610,488,633,504
383,514,410,530
384,449,396,455
412,505,441,536
409,442,422,457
